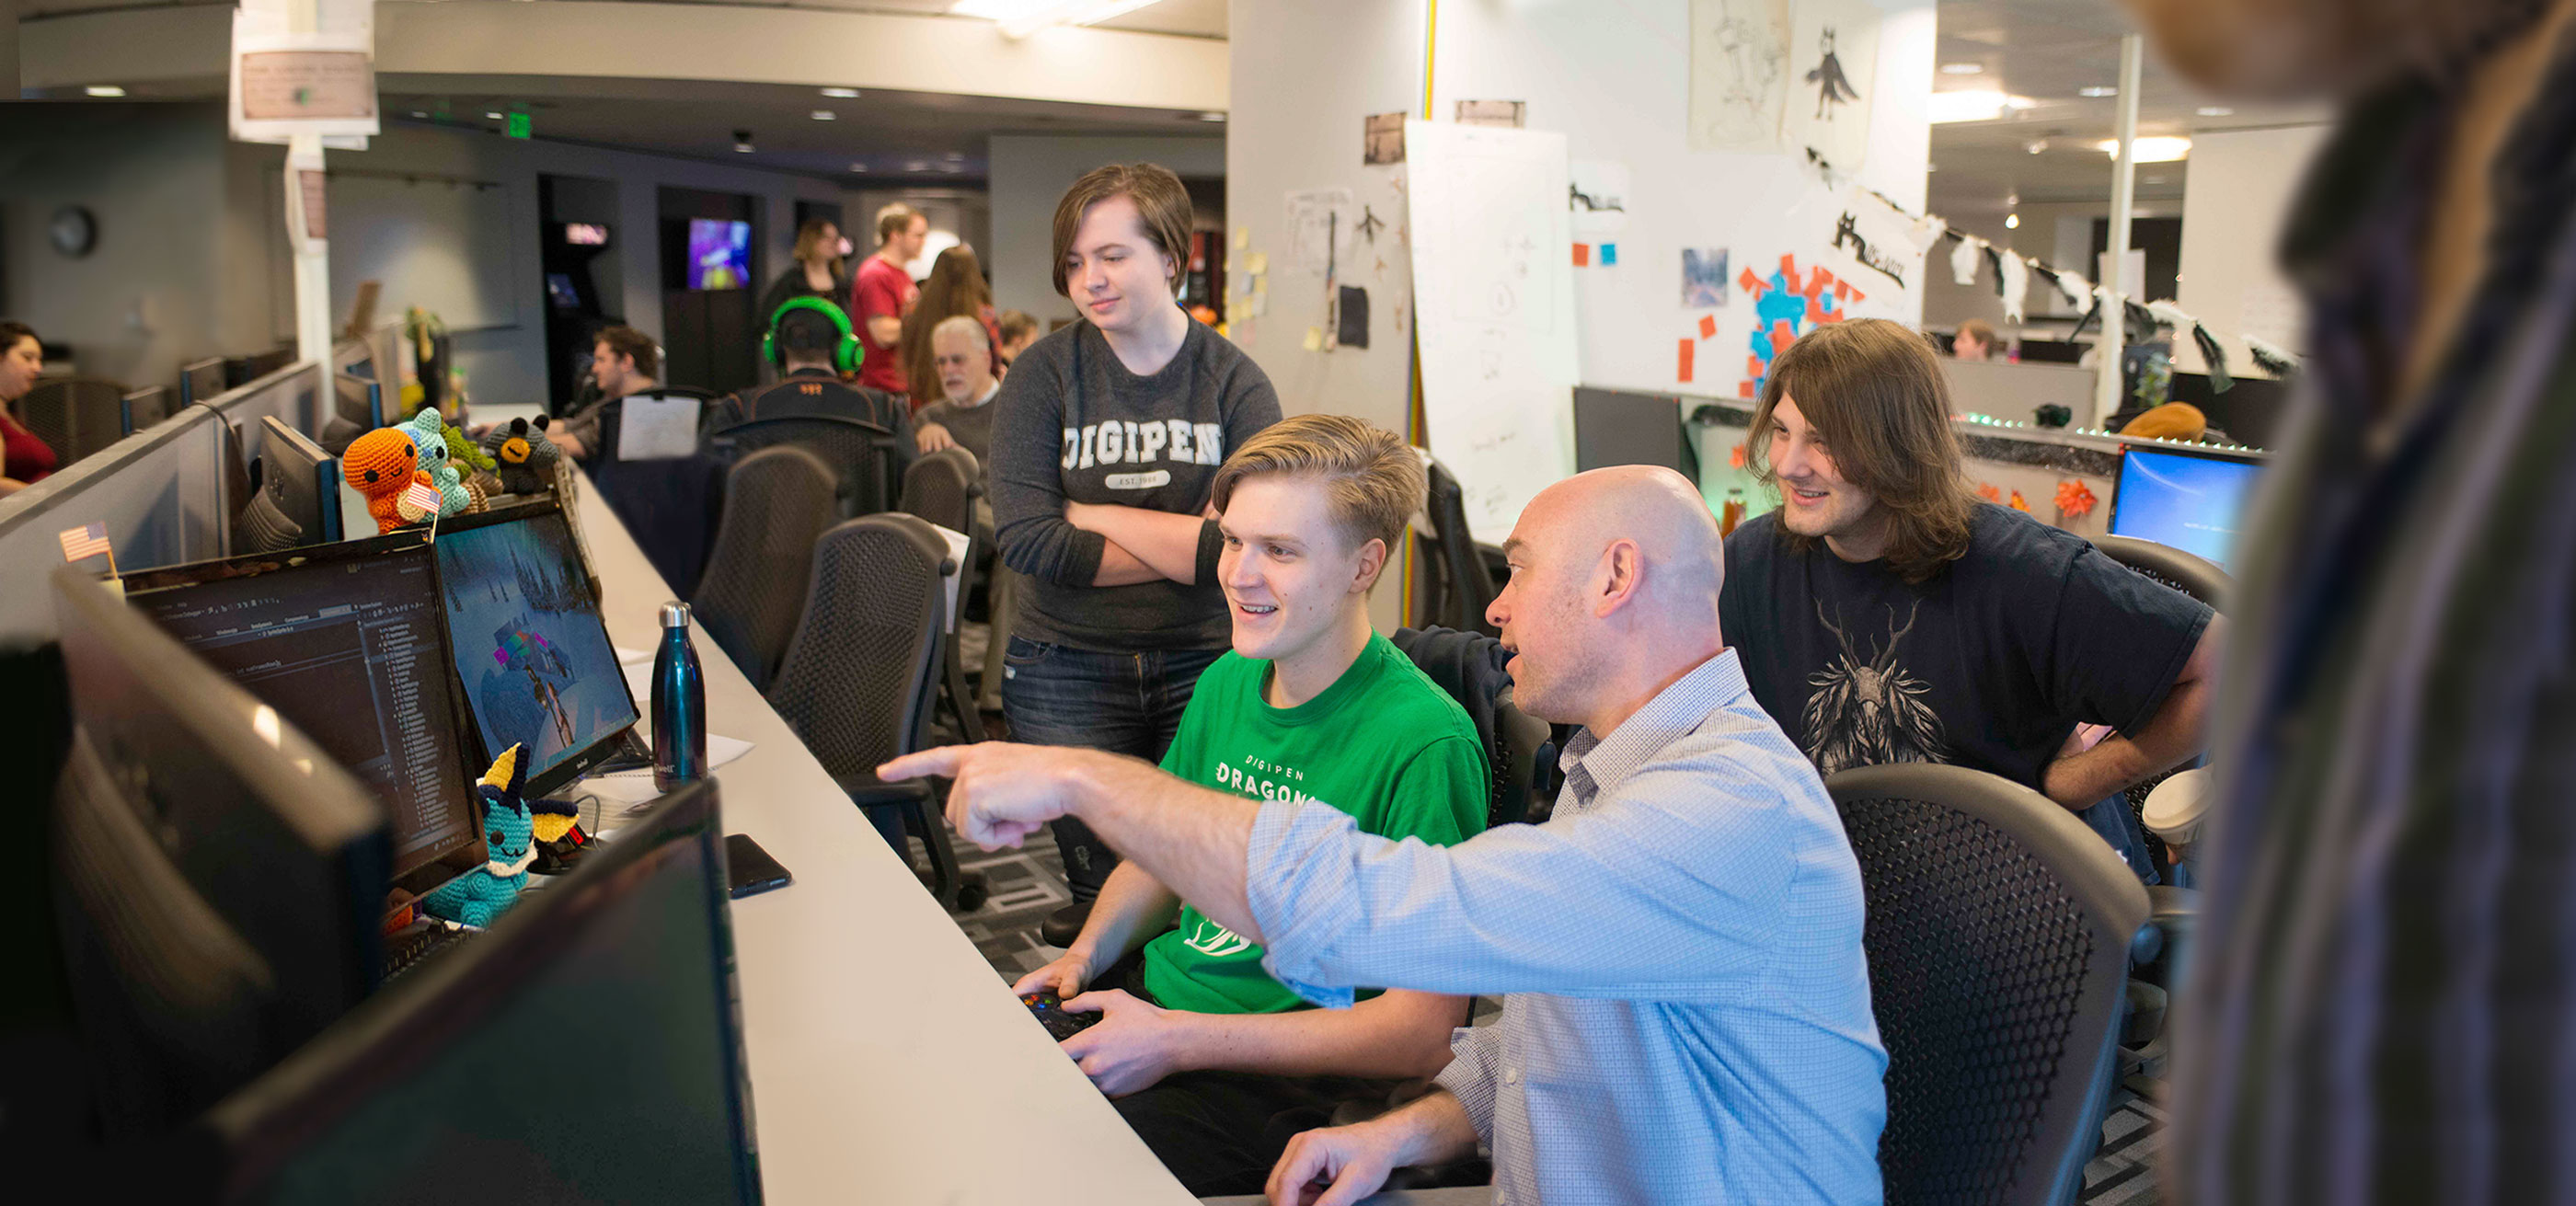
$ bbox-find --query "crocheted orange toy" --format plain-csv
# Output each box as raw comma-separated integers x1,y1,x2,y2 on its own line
343,427,432,534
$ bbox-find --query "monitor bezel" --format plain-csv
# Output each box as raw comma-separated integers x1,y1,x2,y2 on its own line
429,498,641,799
121,526,488,889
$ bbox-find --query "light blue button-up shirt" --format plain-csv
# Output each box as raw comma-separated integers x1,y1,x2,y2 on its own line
1245,649,1886,1204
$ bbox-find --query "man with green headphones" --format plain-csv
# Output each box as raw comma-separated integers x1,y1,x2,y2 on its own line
713,296,915,474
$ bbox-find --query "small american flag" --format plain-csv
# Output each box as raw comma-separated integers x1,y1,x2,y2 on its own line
402,479,444,516
58,522,110,562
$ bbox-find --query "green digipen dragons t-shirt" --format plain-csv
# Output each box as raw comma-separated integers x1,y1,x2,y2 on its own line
1141,631,1488,1016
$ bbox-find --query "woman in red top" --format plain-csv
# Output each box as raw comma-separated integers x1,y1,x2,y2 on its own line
0,322,56,496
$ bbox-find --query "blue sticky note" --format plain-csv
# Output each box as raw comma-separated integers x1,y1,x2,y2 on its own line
1599,243,1617,265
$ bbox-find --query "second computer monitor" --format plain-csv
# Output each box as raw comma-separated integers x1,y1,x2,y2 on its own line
124,533,485,887
2109,445,2267,570
432,501,639,798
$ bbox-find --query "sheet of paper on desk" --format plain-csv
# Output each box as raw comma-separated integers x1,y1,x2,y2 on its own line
615,645,650,666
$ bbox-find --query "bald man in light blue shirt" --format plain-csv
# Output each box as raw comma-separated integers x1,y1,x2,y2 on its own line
887,466,1886,1205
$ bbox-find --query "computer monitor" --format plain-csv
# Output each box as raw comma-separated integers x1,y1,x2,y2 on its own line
1572,387,1701,477
2109,445,2268,570
330,336,374,383
123,533,485,893
181,357,228,407
319,373,382,452
228,416,344,553
122,385,173,434
202,779,760,1205
431,500,640,798
48,566,391,1135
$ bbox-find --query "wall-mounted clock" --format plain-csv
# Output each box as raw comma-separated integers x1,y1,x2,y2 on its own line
50,206,97,258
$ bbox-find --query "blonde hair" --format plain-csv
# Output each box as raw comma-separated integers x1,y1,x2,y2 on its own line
1212,414,1424,560
792,218,840,265
875,202,920,245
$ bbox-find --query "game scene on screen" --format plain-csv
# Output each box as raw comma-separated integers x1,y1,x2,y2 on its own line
434,517,632,781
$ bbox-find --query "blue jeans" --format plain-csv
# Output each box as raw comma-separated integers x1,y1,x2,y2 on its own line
2078,792,2161,887
1000,637,1223,898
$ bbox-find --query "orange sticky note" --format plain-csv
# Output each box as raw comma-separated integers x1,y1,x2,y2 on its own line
1572,243,1591,267
1698,315,1718,339
1676,339,1695,383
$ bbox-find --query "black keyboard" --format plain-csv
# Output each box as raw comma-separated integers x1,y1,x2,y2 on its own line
383,923,477,983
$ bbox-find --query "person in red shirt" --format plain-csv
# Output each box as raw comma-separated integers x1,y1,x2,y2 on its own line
853,202,927,398
0,321,58,495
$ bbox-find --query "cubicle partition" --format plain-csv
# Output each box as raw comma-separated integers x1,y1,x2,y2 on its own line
204,362,327,473
0,405,229,644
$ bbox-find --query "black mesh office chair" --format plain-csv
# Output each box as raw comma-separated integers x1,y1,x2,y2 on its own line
692,446,838,694
714,415,899,519
765,513,986,912
1411,457,1503,637
1828,763,2151,1206
897,447,987,744
22,377,129,466
1389,626,1560,831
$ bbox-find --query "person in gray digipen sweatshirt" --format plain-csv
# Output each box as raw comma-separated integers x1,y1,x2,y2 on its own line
987,162,1280,940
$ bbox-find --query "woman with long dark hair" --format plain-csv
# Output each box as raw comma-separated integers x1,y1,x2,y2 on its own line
897,245,999,406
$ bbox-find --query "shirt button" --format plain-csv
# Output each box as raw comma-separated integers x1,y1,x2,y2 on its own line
1501,1065,1520,1085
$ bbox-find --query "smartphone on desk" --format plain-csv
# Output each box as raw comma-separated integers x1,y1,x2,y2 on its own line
725,833,793,900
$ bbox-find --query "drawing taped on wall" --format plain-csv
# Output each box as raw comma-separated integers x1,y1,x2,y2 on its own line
1689,0,1790,153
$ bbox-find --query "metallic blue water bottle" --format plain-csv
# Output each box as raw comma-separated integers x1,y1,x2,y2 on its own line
652,601,707,791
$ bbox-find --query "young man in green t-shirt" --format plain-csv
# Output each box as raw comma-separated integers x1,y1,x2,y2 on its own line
1012,413,1489,1196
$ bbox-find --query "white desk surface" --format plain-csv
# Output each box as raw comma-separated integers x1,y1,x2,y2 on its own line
570,482,1196,1206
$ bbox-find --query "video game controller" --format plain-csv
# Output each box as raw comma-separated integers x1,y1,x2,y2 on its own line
1022,991,1103,1042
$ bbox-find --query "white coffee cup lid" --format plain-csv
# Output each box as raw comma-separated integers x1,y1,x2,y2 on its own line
2141,767,2214,842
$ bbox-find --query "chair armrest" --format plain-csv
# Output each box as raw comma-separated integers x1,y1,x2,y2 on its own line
2146,884,2195,928
834,769,934,810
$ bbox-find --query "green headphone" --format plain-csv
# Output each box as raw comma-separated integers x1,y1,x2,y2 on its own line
763,295,864,373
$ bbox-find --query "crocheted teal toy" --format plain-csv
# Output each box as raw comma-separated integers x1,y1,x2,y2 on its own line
405,408,473,517
421,744,534,927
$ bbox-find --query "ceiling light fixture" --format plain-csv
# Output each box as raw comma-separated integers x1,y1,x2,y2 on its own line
811,109,836,121
2006,212,2020,229
411,110,429,119
822,87,861,98
2078,86,2119,98
86,85,126,98
848,162,868,172
904,160,931,172
734,129,755,154
2196,106,2234,117
1927,90,2036,124
486,110,505,120
1938,63,1983,75
1197,110,1226,122
2025,138,2047,155
2098,135,2191,162
953,0,1170,40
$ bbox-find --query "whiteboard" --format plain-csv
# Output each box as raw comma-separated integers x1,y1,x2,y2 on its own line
327,174,517,331
1406,120,1579,542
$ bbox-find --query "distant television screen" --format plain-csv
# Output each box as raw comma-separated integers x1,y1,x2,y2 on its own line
564,223,609,247
2110,446,2266,570
685,219,752,292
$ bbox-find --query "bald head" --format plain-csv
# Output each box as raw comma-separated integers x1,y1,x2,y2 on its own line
1491,466,1729,732
1520,465,1726,607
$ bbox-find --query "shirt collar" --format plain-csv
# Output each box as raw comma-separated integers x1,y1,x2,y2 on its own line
1559,649,1752,800
786,366,837,380
952,378,1000,408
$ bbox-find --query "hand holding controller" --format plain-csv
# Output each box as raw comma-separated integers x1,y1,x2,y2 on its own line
1022,991,1103,1042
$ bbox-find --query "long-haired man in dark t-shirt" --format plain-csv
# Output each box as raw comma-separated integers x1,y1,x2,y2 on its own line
1718,317,2225,881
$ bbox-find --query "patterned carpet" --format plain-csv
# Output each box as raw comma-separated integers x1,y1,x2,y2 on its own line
915,820,2168,1203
